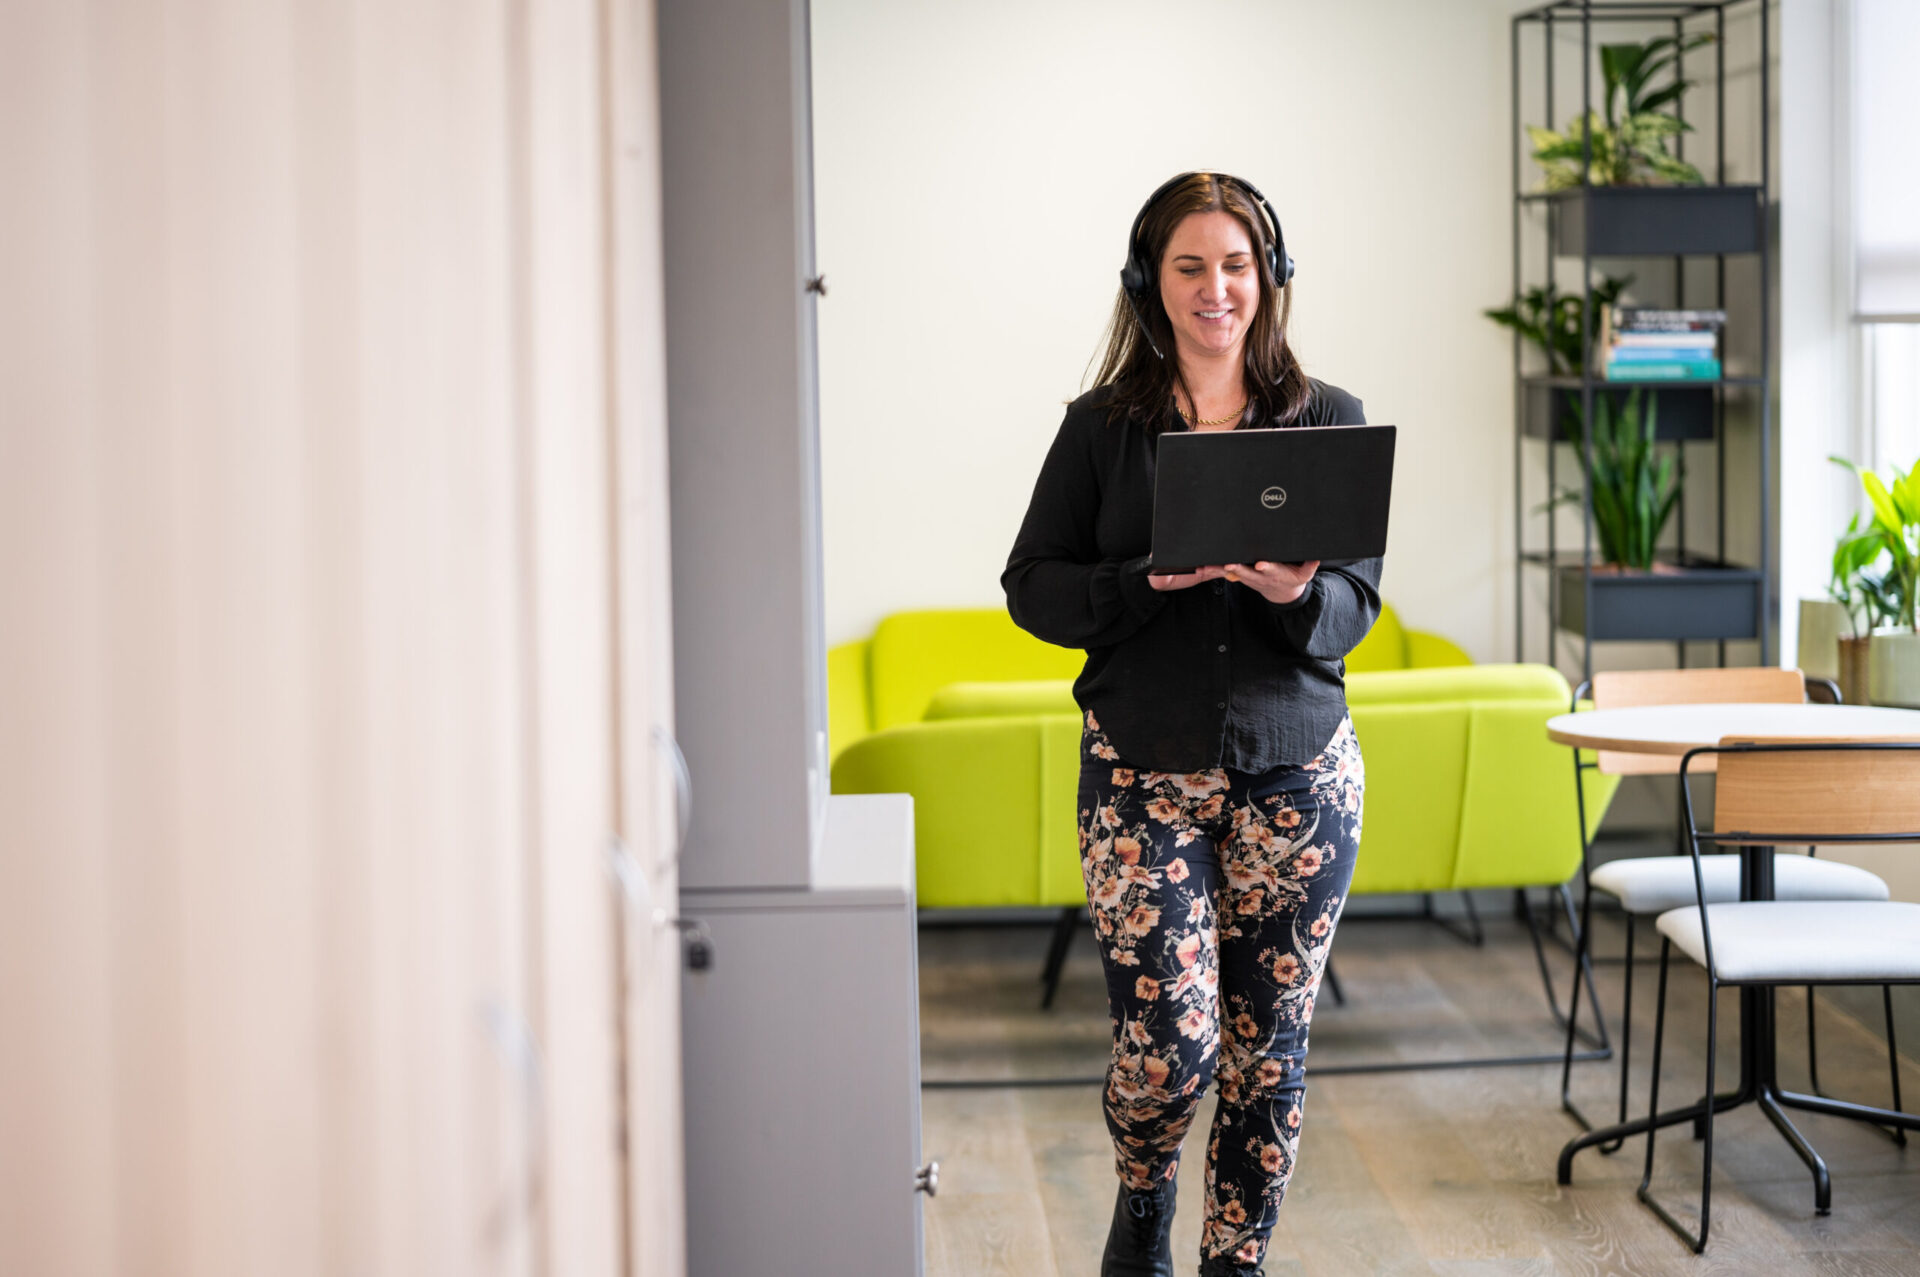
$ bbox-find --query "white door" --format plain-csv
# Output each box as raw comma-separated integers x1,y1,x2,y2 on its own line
0,1,680,1273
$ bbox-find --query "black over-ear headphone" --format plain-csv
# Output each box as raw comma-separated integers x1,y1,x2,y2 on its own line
1119,171,1294,299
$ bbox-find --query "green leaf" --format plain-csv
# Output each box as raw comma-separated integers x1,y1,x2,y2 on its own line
1864,471,1902,538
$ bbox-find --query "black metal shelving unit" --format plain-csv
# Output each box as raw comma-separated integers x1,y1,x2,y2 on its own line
1510,0,1773,683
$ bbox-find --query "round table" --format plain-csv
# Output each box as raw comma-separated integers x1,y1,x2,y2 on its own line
1550,699,1920,1196
1547,702,1920,756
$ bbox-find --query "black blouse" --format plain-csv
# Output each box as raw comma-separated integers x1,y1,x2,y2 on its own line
1000,377,1381,773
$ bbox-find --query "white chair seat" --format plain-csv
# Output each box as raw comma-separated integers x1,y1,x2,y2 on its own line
1655,901,1920,982
1590,854,1889,916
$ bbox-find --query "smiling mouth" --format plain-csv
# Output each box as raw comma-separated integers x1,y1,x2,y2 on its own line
1197,309,1231,320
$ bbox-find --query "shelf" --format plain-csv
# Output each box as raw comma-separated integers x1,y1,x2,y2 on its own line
1528,184,1764,258
1533,556,1764,643
1521,380,1718,441
1525,375,1764,388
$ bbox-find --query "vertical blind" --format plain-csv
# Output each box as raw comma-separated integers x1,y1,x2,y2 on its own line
1853,0,1920,320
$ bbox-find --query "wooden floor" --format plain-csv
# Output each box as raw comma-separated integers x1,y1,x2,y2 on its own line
918,909,1920,1276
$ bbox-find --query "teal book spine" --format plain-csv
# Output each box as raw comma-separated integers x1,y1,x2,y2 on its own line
1603,359,1722,381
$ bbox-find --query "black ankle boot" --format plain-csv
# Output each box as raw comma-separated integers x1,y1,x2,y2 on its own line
1099,1178,1176,1277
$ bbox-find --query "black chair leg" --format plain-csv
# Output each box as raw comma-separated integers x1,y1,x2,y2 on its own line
1038,906,1079,1009
1528,887,1608,1051
1638,939,1714,1254
1805,982,1907,1145
1807,983,1823,1096
1323,960,1346,1006
1605,914,1635,1153
1886,985,1908,1148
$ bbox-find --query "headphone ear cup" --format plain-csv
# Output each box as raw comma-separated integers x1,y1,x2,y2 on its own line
1119,260,1145,297
1277,249,1294,288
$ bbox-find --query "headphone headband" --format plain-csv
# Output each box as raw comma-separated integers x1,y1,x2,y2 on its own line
1118,171,1293,299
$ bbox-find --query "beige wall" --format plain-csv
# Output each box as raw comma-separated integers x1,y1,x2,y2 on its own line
813,0,1528,656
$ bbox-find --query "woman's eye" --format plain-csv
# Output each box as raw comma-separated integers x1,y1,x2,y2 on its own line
1179,268,1201,277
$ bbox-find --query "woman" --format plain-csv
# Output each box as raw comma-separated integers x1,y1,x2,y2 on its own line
1000,172,1378,1277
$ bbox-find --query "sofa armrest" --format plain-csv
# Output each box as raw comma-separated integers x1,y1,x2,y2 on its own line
831,714,1086,908
827,639,873,761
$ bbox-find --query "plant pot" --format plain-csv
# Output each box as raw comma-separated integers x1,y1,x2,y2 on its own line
1548,184,1764,257
1554,558,1763,642
1838,635,1874,708
1795,599,1847,681
1868,627,1920,709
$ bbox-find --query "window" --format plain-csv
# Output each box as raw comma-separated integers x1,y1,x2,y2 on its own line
1861,324,1920,472
1852,0,1920,471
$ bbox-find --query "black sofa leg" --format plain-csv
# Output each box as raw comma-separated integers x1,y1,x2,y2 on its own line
1039,906,1080,1009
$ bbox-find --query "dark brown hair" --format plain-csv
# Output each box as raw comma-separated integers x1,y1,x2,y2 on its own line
1086,172,1310,433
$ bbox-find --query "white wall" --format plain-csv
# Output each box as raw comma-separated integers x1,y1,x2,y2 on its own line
812,0,1527,655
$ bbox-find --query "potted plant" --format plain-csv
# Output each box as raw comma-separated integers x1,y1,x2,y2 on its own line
1823,513,1898,704
1832,456,1920,707
1538,386,1753,641
1484,275,1633,375
1551,386,1679,572
1526,35,1713,189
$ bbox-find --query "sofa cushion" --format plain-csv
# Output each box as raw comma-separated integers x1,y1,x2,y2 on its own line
924,679,1077,721
867,609,1081,731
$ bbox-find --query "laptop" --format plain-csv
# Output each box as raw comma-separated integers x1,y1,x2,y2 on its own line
1147,424,1396,573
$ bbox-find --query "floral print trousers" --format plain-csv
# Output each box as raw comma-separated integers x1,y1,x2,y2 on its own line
1077,708,1363,1269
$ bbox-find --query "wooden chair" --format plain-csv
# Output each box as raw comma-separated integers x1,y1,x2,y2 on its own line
1557,669,1893,1145
1641,737,1920,1251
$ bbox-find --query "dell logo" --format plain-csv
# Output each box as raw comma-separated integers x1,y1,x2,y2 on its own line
1260,486,1287,510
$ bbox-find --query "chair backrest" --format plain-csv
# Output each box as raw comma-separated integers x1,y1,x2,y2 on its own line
1590,667,1806,775
1711,737,1920,843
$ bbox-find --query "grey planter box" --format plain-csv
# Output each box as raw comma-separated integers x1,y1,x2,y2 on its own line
1556,560,1764,642
1549,184,1763,258
1523,381,1716,442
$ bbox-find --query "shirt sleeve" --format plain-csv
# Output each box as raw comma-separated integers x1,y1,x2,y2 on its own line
1002,407,1169,649
1255,382,1382,661
1257,555,1384,661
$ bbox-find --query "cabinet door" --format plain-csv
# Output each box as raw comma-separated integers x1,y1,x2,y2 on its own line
679,894,924,1277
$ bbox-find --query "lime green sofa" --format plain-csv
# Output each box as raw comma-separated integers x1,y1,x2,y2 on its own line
828,607,1619,910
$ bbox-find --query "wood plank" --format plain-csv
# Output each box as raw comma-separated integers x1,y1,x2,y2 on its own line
917,915,1920,1276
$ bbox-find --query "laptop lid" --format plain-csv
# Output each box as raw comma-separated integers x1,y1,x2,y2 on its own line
1149,424,1396,573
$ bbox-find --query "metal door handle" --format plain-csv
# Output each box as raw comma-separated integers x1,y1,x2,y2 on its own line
651,725,692,857
914,1159,939,1197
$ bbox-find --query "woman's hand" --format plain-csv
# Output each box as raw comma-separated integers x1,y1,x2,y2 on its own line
1225,560,1319,605
1146,567,1221,592
1147,561,1318,605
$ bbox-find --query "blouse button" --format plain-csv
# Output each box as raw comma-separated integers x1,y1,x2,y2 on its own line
1214,583,1226,595
1217,644,1227,653
1216,701,1226,710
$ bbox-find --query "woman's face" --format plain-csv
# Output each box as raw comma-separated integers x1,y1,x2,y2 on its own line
1157,209,1262,362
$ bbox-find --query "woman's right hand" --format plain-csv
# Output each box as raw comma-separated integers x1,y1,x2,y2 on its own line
1147,565,1227,591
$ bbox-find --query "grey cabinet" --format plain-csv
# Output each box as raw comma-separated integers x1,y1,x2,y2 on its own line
679,795,925,1277
661,0,829,892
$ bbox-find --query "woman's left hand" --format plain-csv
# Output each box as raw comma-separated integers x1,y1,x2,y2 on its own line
1220,560,1319,606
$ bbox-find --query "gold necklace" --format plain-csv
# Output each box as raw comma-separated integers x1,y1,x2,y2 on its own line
1176,398,1247,428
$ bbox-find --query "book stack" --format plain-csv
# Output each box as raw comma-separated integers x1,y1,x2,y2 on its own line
1598,306,1725,381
